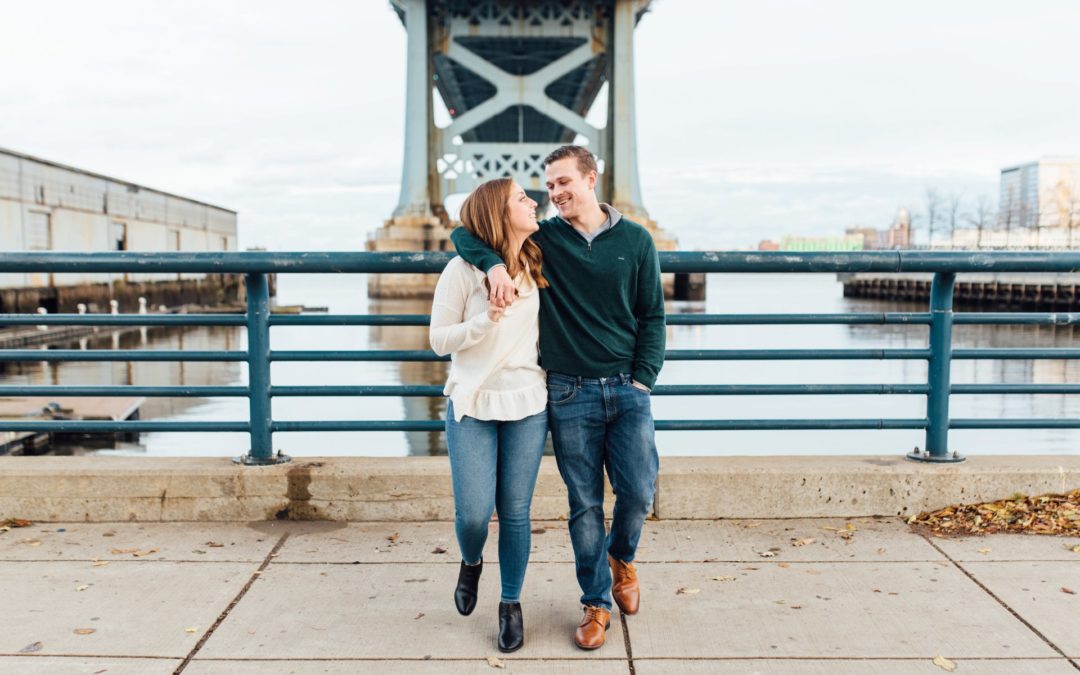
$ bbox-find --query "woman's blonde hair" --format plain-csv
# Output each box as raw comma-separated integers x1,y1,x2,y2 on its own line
458,178,548,289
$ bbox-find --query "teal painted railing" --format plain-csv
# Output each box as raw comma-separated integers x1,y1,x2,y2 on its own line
2,251,1080,464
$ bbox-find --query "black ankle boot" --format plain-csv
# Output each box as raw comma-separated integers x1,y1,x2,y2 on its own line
498,602,524,653
454,560,482,615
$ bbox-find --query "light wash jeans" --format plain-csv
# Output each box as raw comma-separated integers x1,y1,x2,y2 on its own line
546,371,659,610
445,400,547,603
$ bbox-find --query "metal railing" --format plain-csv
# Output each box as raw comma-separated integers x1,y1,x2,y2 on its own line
2,250,1080,464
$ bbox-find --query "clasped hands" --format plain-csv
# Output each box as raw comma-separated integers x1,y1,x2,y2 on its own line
486,266,515,322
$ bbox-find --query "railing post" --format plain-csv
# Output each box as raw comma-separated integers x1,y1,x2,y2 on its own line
235,272,289,465
909,272,964,462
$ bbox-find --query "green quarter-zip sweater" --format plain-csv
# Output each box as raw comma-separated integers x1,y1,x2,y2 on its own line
449,206,666,389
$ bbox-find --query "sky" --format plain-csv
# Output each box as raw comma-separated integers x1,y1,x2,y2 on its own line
2,0,1079,251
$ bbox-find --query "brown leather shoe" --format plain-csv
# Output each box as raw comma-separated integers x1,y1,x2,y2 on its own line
574,605,611,650
609,555,640,615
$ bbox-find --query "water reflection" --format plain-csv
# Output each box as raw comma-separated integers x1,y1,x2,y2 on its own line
368,298,449,455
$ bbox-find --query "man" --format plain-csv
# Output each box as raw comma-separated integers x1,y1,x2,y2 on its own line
450,145,664,650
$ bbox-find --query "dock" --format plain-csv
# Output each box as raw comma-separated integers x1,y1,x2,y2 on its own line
841,272,1080,310
0,397,145,455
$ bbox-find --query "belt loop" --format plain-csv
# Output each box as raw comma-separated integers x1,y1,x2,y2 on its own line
576,376,583,388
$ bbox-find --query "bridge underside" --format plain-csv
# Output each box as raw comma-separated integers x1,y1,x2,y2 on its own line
371,0,677,298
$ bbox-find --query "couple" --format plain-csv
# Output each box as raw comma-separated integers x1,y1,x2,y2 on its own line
429,145,665,653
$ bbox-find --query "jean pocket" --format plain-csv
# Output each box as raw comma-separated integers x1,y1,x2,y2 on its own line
546,383,577,405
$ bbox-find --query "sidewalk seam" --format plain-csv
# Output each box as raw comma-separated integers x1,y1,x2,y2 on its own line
172,531,290,674
919,533,1080,671
619,610,635,675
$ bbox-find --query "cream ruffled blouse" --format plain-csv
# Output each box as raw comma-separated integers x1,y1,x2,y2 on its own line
429,256,546,422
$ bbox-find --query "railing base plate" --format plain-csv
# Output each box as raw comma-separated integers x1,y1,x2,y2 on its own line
905,450,965,463
233,452,292,466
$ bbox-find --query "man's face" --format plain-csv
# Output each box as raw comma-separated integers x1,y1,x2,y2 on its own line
545,157,596,222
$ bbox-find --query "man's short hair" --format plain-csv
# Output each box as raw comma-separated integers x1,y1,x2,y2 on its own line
543,145,597,177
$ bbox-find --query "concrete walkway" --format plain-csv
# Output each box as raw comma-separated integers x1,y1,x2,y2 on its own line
1,518,1078,674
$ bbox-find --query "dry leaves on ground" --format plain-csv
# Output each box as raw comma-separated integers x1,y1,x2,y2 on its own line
909,489,1080,536
1062,587,1076,595
791,537,816,547
431,546,447,554
73,628,96,635
486,656,505,668
676,587,701,595
18,641,42,653
932,654,957,672
1,518,33,531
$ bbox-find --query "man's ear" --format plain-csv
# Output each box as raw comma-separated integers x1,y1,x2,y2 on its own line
587,170,597,190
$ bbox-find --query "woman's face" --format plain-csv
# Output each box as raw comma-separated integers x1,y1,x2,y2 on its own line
506,182,538,241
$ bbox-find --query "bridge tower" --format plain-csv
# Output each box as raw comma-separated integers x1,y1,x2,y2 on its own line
368,0,676,297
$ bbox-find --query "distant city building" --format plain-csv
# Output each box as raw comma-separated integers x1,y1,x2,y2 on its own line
998,157,1080,230
0,147,237,289
779,235,864,252
845,208,912,250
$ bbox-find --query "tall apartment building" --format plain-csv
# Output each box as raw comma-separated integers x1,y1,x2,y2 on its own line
998,157,1080,230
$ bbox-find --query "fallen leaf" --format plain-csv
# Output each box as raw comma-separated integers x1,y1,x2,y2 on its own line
1067,543,1080,553
73,628,96,635
790,605,803,609
486,656,505,668
676,587,701,595
431,546,447,554
185,627,199,633
414,612,425,620
110,548,138,555
977,547,991,554
773,599,785,605
777,563,790,569
1,518,32,528
758,551,777,558
932,654,956,672
1062,587,1076,595
192,550,207,555
25,539,42,547
710,576,736,582
76,585,89,592
741,522,763,529
387,532,399,543
91,561,110,567
132,548,160,557
205,541,225,548
18,641,42,653
791,538,816,547
844,523,858,531
531,527,546,534
820,526,842,532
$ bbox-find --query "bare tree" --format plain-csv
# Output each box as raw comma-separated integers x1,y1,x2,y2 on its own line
924,188,942,248
1000,185,1017,247
1050,180,1080,249
963,194,994,249
946,193,962,247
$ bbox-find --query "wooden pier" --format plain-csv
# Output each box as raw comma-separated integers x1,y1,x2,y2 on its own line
0,397,144,455
840,272,1080,310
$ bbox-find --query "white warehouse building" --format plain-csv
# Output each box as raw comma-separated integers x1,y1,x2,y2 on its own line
0,147,237,289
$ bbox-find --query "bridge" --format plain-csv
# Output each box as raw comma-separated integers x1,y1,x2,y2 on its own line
368,0,677,297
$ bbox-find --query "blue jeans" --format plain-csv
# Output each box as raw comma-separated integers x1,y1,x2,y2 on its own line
445,400,548,604
547,371,659,610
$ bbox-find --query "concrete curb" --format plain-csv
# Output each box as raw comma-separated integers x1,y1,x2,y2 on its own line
1,455,1077,522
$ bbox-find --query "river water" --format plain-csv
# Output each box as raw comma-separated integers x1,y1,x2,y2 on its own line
4,273,1079,457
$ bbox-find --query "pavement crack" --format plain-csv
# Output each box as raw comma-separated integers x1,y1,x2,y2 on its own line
173,531,289,674
918,532,1078,670
620,609,635,675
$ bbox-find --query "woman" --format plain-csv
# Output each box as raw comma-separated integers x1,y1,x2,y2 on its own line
429,178,549,653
